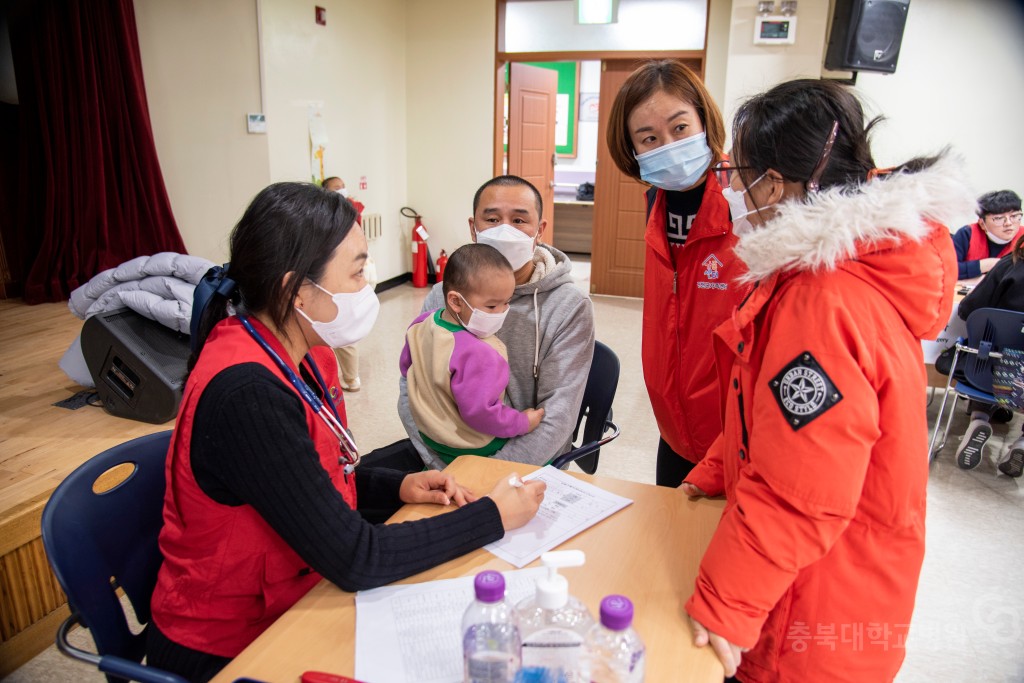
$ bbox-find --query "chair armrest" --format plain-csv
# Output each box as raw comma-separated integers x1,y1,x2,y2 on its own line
99,656,190,683
56,612,189,683
550,420,620,470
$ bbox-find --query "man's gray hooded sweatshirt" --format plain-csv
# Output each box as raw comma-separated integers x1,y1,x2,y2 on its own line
399,244,595,468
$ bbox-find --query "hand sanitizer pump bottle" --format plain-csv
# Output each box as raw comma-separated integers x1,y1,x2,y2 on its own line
515,550,594,683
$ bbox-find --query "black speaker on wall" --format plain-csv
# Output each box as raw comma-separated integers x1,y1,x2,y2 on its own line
81,307,191,424
825,0,911,74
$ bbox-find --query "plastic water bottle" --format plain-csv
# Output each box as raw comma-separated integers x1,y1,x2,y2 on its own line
583,595,646,683
463,570,521,683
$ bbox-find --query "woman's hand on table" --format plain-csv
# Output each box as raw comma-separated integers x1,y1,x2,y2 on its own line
689,615,747,677
399,470,476,507
679,482,706,497
486,475,546,531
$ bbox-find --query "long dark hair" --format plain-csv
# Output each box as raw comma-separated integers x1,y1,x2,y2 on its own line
731,79,939,199
191,182,357,367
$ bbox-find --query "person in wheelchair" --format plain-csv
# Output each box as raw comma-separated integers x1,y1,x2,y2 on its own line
954,232,1024,477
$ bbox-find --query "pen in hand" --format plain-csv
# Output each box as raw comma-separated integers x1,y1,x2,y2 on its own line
508,475,524,488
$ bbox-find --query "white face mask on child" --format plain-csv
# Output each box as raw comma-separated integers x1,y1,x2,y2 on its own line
455,293,508,339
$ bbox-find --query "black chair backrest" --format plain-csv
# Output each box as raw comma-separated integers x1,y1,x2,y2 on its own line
41,431,173,667
571,341,620,474
963,308,1024,392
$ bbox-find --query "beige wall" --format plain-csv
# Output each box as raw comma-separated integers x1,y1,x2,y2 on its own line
134,0,270,265
261,0,409,281
853,0,1024,205
715,0,1024,228
137,0,1024,272
404,0,497,259
703,0,734,108
719,0,831,138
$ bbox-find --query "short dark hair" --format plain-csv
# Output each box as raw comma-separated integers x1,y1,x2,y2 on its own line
606,60,726,181
472,175,543,220
977,190,1022,218
442,243,513,299
192,182,357,362
322,176,340,188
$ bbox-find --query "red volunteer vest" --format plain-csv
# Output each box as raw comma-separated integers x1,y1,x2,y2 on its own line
966,221,1023,261
151,317,356,657
641,176,750,463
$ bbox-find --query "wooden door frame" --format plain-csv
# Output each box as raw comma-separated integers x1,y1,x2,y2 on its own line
493,52,706,178
493,0,709,177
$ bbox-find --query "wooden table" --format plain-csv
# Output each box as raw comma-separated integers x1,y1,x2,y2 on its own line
211,456,727,683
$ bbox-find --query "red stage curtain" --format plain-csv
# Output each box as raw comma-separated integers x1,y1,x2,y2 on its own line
9,0,186,303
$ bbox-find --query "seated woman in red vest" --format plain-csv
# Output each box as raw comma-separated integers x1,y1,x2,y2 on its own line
146,182,546,683
950,190,1023,280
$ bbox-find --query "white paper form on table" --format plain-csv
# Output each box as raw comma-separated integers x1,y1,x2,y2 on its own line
485,466,633,568
355,567,546,683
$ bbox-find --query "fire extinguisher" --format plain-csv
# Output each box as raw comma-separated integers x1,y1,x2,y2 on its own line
400,207,429,288
436,250,448,282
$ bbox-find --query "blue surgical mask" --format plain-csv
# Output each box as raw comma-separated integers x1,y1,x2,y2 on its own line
635,133,713,191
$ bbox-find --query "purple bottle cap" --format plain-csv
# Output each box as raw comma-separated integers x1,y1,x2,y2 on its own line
474,571,506,603
599,595,634,630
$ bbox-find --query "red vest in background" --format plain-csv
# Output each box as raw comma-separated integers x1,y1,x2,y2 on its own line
966,221,1023,261
151,317,355,657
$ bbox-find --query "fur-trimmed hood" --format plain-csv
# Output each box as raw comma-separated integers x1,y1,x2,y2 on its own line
735,154,976,282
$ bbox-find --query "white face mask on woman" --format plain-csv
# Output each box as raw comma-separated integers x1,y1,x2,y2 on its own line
635,132,713,191
296,282,380,348
474,224,536,271
454,293,509,339
721,173,767,236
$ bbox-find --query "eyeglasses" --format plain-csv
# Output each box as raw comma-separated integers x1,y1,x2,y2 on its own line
986,212,1023,226
711,160,754,187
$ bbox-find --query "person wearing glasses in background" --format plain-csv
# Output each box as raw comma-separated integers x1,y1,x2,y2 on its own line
950,190,1023,280
606,60,751,488
679,79,974,681
953,208,1024,477
147,183,545,683
946,191,1023,464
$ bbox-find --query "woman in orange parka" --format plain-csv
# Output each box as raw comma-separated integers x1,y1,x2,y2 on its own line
606,60,750,487
680,80,975,681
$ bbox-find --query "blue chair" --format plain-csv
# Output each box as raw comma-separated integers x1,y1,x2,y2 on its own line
40,431,187,683
551,341,621,473
929,308,1024,459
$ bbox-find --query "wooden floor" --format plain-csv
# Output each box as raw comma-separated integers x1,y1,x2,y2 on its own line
0,298,168,675
0,299,167,519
